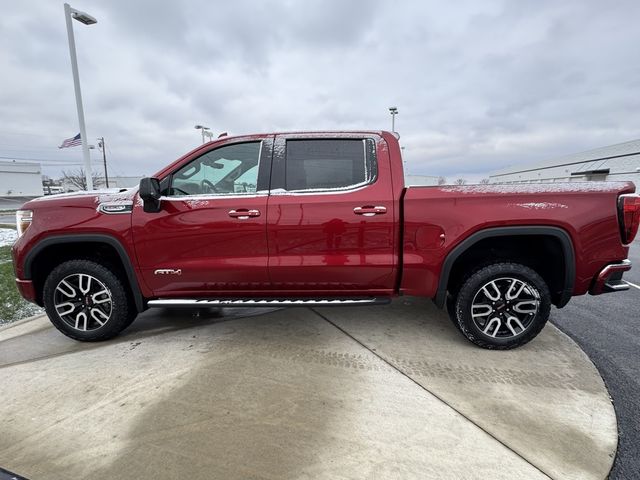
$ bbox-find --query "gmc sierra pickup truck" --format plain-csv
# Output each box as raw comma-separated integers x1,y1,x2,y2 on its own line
12,131,639,349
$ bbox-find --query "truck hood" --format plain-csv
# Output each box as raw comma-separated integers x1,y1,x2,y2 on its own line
24,188,137,210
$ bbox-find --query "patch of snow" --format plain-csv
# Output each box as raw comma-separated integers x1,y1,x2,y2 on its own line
0,228,17,247
183,199,210,209
31,188,122,201
509,202,569,210
439,181,630,195
30,188,134,205
97,189,135,204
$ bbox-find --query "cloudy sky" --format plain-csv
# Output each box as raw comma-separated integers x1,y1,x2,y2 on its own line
1,0,639,182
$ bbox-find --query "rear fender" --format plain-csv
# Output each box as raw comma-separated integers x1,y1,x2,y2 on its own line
434,226,575,308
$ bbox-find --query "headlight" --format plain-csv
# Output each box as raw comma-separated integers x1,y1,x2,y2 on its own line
16,210,33,237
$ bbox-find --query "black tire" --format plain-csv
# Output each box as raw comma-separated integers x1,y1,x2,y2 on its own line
452,262,551,350
445,293,462,331
43,259,136,341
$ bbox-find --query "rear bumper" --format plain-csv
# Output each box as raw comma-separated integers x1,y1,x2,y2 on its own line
589,259,632,295
15,278,38,305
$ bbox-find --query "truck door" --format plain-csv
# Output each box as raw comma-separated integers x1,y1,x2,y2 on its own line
132,137,273,296
266,134,397,295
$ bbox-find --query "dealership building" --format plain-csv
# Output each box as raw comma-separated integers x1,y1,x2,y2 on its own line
489,138,640,185
0,160,43,196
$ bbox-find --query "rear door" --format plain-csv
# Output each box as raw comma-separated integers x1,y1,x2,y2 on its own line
132,136,273,296
266,134,397,295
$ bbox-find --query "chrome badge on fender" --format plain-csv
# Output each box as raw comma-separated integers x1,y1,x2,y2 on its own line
154,269,182,276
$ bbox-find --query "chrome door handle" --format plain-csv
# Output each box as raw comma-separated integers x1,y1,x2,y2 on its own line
228,209,260,219
353,206,387,216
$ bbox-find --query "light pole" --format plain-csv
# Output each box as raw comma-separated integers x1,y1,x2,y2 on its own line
195,125,211,144
64,3,97,191
389,107,398,133
98,137,109,187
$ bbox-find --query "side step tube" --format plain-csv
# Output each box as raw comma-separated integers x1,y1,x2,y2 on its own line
147,298,390,308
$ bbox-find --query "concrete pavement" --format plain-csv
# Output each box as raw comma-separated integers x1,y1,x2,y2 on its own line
0,298,617,479
551,237,640,479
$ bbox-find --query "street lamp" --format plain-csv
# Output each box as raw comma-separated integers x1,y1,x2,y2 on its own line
389,107,398,133
64,3,97,190
194,125,211,144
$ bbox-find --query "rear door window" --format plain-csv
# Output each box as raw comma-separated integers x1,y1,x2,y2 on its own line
284,139,376,191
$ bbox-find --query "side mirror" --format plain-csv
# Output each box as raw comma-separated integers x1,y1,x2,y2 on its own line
139,177,162,213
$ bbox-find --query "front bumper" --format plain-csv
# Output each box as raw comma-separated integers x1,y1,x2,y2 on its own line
15,278,38,305
589,259,632,295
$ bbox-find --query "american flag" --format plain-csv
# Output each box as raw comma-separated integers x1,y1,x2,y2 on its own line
58,133,81,149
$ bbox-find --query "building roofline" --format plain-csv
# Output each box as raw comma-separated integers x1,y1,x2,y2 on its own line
490,138,640,177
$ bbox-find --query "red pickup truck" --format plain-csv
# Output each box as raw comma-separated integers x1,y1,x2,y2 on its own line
11,131,639,349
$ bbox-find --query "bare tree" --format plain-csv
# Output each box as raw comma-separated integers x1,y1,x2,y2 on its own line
454,178,467,185
437,176,447,185
62,169,104,191
480,178,490,184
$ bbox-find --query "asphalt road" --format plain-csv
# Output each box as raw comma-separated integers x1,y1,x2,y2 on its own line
552,237,640,480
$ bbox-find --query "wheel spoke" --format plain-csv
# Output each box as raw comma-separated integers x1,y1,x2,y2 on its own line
507,315,525,335
482,281,502,301
78,274,92,294
91,289,110,304
505,280,525,300
56,280,76,298
472,304,493,318
90,308,109,326
513,300,538,314
506,315,526,336
74,311,87,330
55,301,76,316
483,317,501,337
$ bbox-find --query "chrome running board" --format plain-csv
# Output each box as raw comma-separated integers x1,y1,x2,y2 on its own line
147,297,390,308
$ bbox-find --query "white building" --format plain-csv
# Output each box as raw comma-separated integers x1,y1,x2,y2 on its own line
61,175,144,192
108,176,144,188
0,161,43,196
490,138,640,186
405,174,440,186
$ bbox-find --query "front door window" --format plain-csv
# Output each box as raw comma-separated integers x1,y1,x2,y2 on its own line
170,142,261,196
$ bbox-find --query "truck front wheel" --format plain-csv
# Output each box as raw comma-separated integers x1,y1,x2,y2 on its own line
451,262,551,349
43,259,136,342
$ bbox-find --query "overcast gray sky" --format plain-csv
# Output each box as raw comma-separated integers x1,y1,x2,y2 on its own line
1,0,639,182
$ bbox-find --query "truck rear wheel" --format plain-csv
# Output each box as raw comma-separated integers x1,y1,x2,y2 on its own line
451,262,551,349
43,259,136,342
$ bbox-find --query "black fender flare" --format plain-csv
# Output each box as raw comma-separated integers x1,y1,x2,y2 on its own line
434,226,575,308
23,234,145,312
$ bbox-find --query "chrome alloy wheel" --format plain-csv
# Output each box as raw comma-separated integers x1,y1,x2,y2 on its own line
470,277,540,338
53,274,113,331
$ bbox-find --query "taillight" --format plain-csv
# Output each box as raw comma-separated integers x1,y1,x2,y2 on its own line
619,194,640,244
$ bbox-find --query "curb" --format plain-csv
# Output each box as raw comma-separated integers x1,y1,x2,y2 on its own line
0,313,47,333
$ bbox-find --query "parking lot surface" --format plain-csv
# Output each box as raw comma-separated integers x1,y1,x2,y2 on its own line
0,298,616,479
552,237,640,480
0,196,34,212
